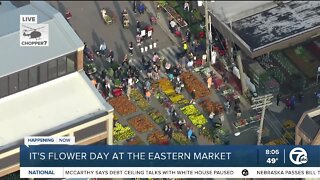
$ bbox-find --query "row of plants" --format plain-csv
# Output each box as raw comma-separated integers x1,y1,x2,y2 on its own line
108,95,137,116
128,115,156,133
180,104,207,128
199,124,230,145
180,72,210,99
233,115,261,128
199,99,224,115
130,89,153,112
147,130,170,145
271,52,300,76
157,78,189,105
172,131,191,145
113,122,135,141
148,110,166,125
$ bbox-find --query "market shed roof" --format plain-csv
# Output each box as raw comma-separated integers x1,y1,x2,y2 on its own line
208,1,277,23
0,1,84,78
231,1,320,51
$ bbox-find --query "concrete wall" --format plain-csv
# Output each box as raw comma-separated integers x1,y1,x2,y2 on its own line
76,47,84,70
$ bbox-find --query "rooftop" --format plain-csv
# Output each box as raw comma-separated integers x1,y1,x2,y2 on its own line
0,1,84,78
231,1,320,51
208,1,277,23
299,115,320,141
0,71,113,151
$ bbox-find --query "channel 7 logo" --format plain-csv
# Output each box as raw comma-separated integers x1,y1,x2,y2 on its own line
289,147,308,165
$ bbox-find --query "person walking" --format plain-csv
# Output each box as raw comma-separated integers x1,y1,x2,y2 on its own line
145,90,151,102
128,42,134,56
127,86,132,100
290,95,296,110
184,1,190,11
276,93,281,106
133,0,137,13
186,29,192,43
298,91,304,103
207,75,213,90
169,19,177,33
136,20,141,33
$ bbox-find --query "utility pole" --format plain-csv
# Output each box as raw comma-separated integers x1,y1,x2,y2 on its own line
236,51,248,95
204,1,211,65
251,94,273,145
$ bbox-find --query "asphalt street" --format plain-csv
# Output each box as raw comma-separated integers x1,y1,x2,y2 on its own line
48,1,261,145
48,1,319,145
49,1,174,71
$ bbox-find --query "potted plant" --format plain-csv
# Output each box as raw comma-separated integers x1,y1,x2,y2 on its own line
84,63,97,75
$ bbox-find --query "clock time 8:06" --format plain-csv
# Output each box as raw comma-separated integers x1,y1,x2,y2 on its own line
265,149,280,155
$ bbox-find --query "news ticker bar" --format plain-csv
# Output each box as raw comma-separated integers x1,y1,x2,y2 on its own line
20,167,320,178
20,145,319,167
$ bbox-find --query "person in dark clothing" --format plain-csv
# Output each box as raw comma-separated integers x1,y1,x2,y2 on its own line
298,91,304,103
167,126,173,139
133,0,137,13
276,93,281,106
136,20,141,33
128,42,134,56
186,29,191,43
138,3,145,14
290,95,296,110
108,50,114,62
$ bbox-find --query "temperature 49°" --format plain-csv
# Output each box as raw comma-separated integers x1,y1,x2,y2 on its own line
266,157,279,164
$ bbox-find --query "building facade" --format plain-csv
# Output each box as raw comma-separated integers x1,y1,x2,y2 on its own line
0,1,114,178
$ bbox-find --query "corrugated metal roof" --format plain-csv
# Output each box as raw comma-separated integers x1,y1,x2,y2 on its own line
0,1,84,78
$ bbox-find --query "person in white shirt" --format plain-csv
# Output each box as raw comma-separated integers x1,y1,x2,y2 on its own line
209,112,215,122
184,2,190,11
187,59,193,71
178,119,186,130
169,20,177,33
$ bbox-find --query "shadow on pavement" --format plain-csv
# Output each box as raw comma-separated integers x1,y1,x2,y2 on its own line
57,1,66,14
91,30,101,49
94,1,101,14
112,1,123,23
115,42,125,63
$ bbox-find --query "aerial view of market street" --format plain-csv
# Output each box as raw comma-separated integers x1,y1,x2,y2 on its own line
1,0,320,178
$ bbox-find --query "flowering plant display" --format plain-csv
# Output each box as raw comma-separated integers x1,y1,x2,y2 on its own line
147,130,170,145
181,72,210,99
113,122,135,141
180,105,208,128
188,114,208,128
172,131,191,145
108,95,137,116
199,99,224,115
148,110,166,124
158,78,189,105
233,119,248,128
169,94,185,104
128,115,156,133
130,89,152,111
180,105,199,116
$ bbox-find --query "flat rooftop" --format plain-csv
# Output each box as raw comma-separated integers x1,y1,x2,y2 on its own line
0,71,113,151
231,1,320,51
0,1,84,78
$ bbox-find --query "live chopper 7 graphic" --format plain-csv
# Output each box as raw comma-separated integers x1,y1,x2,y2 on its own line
20,15,49,46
